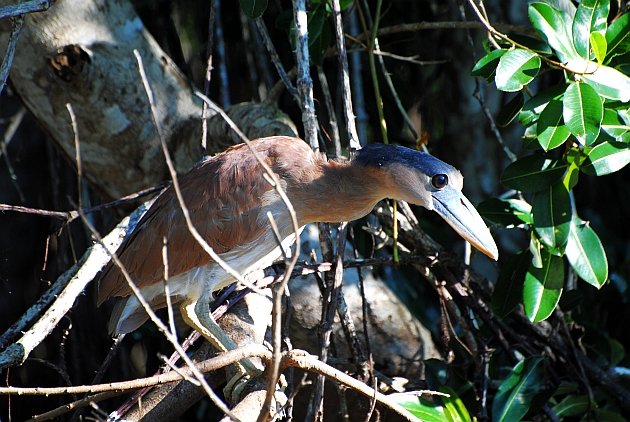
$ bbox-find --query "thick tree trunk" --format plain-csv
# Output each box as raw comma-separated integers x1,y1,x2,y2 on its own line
0,0,204,198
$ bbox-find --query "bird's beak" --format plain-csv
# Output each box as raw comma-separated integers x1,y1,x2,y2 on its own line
431,188,498,260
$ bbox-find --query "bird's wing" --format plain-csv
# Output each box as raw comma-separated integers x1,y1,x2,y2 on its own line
97,143,276,304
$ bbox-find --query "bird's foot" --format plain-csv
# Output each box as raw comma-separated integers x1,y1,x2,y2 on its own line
223,363,289,411
223,359,263,404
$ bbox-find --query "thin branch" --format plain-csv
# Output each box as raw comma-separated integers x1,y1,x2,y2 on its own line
201,0,216,151
0,345,270,396
0,203,75,220
316,66,341,157
0,208,142,368
0,107,26,202
331,0,360,151
348,9,368,146
292,0,319,150
282,351,418,422
0,184,163,225
66,104,83,211
457,2,517,162
310,222,349,420
0,0,53,18
254,18,298,99
5,346,419,422
0,15,24,98
354,20,534,41
362,0,388,144
372,49,448,66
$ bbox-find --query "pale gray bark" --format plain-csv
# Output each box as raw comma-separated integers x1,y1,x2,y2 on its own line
0,0,205,198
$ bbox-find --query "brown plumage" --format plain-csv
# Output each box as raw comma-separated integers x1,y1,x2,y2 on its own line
98,135,497,338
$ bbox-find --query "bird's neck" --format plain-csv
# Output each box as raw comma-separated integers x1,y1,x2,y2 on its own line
289,159,389,225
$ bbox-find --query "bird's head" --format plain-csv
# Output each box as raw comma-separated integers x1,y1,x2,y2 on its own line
355,144,498,260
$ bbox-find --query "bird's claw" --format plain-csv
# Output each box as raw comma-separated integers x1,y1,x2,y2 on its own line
223,365,288,412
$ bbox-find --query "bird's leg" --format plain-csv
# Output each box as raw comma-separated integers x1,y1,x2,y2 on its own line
179,298,263,402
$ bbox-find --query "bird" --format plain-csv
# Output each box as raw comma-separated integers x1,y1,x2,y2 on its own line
97,135,497,392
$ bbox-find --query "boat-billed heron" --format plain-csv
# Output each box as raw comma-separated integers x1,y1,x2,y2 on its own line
98,136,498,394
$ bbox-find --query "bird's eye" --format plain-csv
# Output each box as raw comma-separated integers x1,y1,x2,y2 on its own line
431,174,448,189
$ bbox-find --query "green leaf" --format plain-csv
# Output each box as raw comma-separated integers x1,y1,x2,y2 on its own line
497,92,525,127
605,13,630,60
563,82,603,145
501,155,567,192
552,395,593,417
536,99,571,150
308,7,331,65
391,393,448,422
472,49,507,81
608,51,630,73
519,84,566,127
590,32,608,63
532,180,571,252
239,0,268,18
307,4,326,45
572,0,609,58
440,386,472,422
618,106,630,125
565,59,630,102
492,356,545,422
601,108,630,137
562,160,580,190
581,140,630,175
495,49,541,92
566,217,608,288
530,234,543,268
478,198,532,227
529,2,579,62
492,251,530,318
523,250,564,322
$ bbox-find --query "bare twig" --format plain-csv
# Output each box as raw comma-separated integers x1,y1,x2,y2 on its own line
65,104,83,211
0,203,75,220
28,391,126,422
354,20,534,41
5,346,419,422
310,222,349,420
0,107,26,202
316,66,341,157
292,0,319,150
348,9,368,146
0,15,24,98
201,0,216,151
0,345,270,396
0,208,142,368
372,50,448,66
361,0,388,144
0,0,53,19
331,0,360,151
457,2,517,162
162,237,177,336
254,18,298,99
